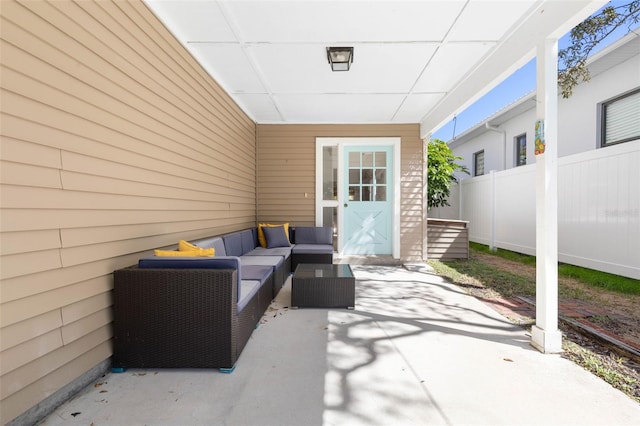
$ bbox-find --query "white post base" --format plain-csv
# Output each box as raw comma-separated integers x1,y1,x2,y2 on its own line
530,325,563,354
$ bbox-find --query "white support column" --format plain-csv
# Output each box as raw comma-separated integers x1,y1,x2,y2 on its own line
531,39,563,353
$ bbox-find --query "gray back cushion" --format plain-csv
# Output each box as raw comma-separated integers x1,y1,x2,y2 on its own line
193,237,227,256
223,233,244,256
295,227,332,245
240,229,257,253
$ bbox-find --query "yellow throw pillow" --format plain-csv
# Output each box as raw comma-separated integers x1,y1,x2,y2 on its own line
257,223,290,247
154,248,215,257
178,240,199,251
198,247,215,256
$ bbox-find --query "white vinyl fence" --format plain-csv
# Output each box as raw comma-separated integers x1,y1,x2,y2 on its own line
429,141,640,279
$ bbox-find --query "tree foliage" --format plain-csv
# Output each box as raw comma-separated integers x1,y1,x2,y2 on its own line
559,0,640,98
427,139,468,209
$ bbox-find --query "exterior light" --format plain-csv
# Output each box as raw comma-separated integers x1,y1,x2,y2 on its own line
327,47,354,71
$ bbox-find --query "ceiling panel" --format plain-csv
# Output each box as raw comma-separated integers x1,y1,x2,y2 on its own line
234,94,283,122
146,0,236,42
412,42,495,93
190,44,267,93
250,43,439,94
393,93,445,123
223,1,466,42
448,1,538,41
275,94,405,123
144,0,607,130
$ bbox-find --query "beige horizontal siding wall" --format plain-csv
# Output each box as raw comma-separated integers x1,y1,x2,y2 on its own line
256,124,425,261
0,0,256,423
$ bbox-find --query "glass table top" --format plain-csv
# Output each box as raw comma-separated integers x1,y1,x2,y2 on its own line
293,264,354,279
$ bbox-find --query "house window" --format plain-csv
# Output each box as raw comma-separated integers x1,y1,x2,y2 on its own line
473,150,484,176
515,134,526,166
599,87,640,147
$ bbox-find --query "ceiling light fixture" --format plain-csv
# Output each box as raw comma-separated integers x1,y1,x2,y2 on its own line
327,47,354,72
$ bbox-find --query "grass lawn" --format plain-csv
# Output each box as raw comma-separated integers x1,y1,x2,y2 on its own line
468,242,640,295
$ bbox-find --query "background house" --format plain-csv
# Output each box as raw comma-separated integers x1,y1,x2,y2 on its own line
430,32,640,279
445,32,639,175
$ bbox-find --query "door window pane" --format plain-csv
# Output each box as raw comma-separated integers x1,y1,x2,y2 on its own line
322,206,337,250
375,186,386,201
349,152,360,167
362,152,373,167
349,169,360,184
375,169,386,184
322,146,338,200
362,186,372,201
349,186,360,201
375,152,386,167
362,169,373,184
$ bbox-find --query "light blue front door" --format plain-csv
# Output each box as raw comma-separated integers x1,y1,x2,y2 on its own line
343,146,393,255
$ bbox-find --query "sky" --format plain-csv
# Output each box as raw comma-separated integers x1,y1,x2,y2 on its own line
431,0,639,142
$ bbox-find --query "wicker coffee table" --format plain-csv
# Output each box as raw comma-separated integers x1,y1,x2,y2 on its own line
291,264,355,309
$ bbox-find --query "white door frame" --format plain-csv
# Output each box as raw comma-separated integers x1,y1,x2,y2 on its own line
315,137,401,259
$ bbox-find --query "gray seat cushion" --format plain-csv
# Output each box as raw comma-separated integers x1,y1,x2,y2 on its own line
241,265,273,284
240,255,284,269
292,244,333,254
244,246,292,257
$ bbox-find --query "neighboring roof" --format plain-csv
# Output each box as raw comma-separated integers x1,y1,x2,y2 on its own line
448,92,536,149
144,0,606,131
588,30,640,76
447,31,639,148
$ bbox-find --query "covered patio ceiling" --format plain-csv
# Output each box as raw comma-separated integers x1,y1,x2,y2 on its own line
144,0,607,137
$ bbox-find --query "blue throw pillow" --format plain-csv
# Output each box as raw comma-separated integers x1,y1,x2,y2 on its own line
263,225,291,248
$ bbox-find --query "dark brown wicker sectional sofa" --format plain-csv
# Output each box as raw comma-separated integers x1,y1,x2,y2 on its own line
112,226,333,372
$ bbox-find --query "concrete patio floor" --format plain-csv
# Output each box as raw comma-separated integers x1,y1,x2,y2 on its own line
41,264,639,426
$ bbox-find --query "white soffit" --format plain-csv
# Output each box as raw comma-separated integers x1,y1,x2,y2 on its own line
144,0,609,130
